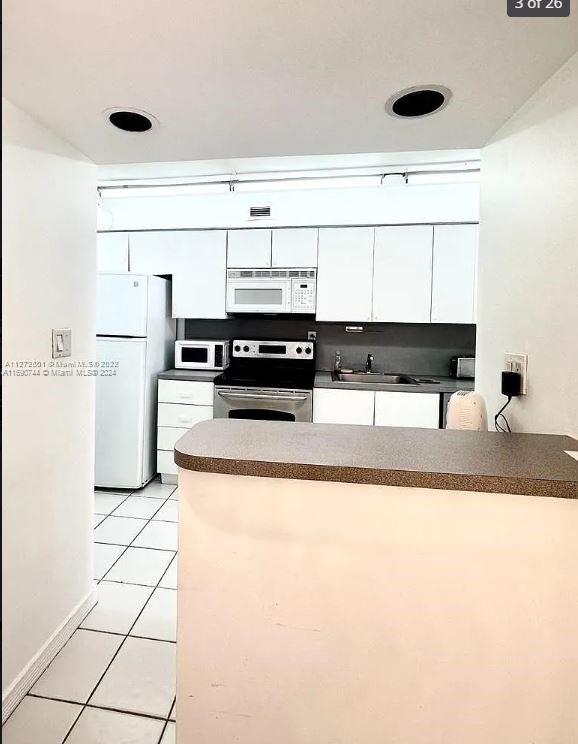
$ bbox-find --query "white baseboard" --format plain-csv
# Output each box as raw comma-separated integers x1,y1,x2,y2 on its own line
2,584,98,723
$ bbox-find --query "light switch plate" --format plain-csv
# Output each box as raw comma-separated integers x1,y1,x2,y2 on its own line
504,352,528,394
52,328,72,358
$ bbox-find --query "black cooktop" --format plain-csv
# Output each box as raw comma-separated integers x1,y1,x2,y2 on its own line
214,367,315,391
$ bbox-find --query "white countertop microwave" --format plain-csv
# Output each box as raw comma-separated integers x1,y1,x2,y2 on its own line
175,340,230,370
226,268,317,314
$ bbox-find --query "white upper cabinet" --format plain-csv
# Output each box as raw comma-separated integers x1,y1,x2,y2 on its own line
372,226,433,323
316,227,374,322
129,230,227,319
129,231,181,275
227,230,271,268
374,391,440,428
271,228,318,267
431,225,478,324
172,232,227,319
97,233,129,273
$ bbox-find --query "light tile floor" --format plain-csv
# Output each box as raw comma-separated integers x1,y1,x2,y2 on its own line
3,478,179,744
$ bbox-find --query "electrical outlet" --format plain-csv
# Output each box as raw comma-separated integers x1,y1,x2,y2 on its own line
504,353,528,394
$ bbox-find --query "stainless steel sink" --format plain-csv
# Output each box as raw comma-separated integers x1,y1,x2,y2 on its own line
333,372,418,385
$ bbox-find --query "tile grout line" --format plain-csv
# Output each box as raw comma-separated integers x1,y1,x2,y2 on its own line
95,543,177,554
27,692,170,722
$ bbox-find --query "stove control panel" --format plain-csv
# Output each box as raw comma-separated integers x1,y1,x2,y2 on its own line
232,340,314,360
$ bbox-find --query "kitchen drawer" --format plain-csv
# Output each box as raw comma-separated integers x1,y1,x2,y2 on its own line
157,426,190,451
158,379,214,406
157,450,177,476
158,403,213,428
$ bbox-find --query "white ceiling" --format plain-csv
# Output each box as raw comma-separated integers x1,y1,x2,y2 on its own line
4,1,578,165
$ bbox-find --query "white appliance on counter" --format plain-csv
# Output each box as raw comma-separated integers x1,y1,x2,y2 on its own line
175,339,230,370
446,391,488,431
95,274,175,489
226,268,316,314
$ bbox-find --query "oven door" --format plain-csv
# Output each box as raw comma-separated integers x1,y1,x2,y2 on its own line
214,387,312,423
226,279,291,314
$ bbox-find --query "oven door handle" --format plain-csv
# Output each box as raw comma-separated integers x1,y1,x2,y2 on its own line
217,391,309,403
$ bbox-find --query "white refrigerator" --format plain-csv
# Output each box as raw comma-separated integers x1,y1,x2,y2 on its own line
95,274,175,489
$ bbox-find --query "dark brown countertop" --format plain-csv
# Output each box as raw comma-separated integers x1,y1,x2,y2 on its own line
158,369,220,382
174,420,578,498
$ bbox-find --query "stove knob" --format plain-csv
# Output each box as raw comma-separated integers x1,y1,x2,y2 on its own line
296,347,303,354
234,345,241,352
305,347,312,354
243,345,250,352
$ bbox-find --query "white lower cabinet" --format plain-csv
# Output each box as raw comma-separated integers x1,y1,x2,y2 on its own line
313,387,440,428
313,388,375,426
157,450,178,477
374,391,440,429
157,426,190,451
157,379,214,482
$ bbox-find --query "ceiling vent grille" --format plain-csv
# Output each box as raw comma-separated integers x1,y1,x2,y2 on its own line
249,206,271,218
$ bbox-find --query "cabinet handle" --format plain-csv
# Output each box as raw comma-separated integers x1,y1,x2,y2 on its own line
177,417,191,424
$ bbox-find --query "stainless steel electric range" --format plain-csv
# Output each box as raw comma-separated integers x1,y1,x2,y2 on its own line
213,339,315,423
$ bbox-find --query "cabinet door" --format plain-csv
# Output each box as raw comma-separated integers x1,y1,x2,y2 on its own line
313,388,375,426
272,228,318,267
431,225,478,323
374,392,440,428
172,232,227,319
372,226,433,323
316,228,374,322
129,231,183,275
130,231,227,318
227,230,271,268
97,233,129,273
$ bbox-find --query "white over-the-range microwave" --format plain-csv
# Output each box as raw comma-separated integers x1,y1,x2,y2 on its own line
175,340,230,370
226,268,317,314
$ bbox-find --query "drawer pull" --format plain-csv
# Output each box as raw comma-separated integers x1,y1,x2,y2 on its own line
177,417,192,424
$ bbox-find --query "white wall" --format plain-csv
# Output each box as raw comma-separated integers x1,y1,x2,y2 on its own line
476,53,578,437
1,100,97,710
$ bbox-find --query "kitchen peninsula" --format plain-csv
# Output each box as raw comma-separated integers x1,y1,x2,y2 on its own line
175,420,578,744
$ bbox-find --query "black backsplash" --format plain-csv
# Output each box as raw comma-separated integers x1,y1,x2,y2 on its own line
184,318,475,377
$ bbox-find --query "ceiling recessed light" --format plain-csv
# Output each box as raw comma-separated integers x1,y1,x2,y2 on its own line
103,107,158,132
385,85,451,118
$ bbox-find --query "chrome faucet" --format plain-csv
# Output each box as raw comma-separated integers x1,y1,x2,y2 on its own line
365,353,374,373
334,350,342,373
